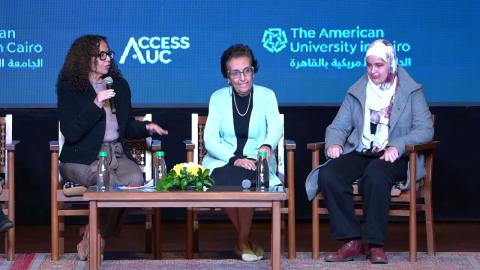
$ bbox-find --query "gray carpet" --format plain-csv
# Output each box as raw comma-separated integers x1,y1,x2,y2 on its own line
2,252,480,270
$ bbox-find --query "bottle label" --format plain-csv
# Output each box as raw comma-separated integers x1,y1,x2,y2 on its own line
97,174,105,191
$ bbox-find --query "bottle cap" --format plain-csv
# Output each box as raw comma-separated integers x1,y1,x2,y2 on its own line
99,151,108,157
259,151,267,157
156,151,165,157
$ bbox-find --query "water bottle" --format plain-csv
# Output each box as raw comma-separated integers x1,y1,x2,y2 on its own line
97,151,110,191
154,151,167,188
256,151,269,191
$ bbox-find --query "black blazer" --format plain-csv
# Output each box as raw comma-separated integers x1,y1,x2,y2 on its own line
57,77,149,164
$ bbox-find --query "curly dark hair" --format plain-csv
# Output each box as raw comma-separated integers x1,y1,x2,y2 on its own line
57,35,122,92
220,44,258,78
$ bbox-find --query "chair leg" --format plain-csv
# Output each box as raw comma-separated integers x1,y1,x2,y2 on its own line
409,205,417,262
281,217,286,254
59,214,65,256
153,208,162,259
312,196,320,259
6,210,15,260
51,204,59,261
424,192,435,256
145,210,153,254
5,227,14,260
288,208,296,259
3,232,6,259
193,212,199,253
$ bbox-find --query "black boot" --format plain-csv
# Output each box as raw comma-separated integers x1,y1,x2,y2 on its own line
0,211,13,233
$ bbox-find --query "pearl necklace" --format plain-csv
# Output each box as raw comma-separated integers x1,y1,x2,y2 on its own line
233,90,251,117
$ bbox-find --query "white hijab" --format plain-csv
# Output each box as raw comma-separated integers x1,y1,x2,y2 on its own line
360,40,398,152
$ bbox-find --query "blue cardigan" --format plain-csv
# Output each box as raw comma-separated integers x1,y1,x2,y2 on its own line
202,85,283,186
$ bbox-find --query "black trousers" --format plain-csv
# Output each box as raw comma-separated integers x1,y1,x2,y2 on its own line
317,151,407,245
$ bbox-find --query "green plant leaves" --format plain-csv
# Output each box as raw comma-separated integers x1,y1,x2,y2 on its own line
156,165,215,192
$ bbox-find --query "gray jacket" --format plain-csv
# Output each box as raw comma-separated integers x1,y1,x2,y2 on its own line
305,67,433,201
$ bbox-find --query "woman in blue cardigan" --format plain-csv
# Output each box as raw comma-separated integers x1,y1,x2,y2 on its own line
202,44,282,262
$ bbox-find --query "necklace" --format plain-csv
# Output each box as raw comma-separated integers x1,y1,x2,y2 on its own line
233,91,251,117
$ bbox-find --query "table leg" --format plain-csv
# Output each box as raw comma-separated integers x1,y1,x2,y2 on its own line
271,201,281,270
89,201,98,270
154,208,162,259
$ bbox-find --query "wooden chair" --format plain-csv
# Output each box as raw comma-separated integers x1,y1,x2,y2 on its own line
50,114,162,260
0,115,17,260
307,117,439,262
184,113,297,259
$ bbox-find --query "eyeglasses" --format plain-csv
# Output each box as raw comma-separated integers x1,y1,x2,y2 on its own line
228,66,254,80
97,50,115,61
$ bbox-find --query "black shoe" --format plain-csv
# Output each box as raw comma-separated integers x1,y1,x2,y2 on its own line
0,218,14,233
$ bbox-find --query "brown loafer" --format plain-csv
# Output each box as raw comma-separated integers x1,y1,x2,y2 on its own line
324,240,365,262
367,247,388,264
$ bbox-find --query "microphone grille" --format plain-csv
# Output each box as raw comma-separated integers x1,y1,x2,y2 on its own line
103,76,113,86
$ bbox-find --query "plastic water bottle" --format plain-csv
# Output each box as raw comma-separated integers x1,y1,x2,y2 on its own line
97,151,110,191
154,151,167,188
256,151,269,191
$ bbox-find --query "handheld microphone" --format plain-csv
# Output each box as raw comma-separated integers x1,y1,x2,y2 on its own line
241,179,252,191
103,76,115,113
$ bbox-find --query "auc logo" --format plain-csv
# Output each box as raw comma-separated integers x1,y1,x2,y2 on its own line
119,36,190,65
261,28,288,53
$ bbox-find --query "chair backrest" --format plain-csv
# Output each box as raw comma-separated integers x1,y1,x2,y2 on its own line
125,114,153,181
58,114,153,182
191,113,285,183
0,115,12,176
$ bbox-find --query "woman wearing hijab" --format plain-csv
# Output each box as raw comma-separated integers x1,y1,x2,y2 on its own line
305,39,433,264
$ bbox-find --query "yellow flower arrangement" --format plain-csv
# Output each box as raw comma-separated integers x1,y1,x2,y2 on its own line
157,162,214,191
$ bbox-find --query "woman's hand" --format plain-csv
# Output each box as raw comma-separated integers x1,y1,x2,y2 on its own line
326,144,343,159
94,89,116,107
380,146,399,162
233,158,257,171
145,123,169,135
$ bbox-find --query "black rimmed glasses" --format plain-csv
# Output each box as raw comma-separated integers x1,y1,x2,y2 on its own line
97,50,115,61
228,66,254,80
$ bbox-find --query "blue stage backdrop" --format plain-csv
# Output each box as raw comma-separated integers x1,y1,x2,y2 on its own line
0,0,478,107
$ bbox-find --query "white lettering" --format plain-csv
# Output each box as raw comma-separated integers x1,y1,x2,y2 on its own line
6,42,43,53
150,37,161,49
0,29,15,39
138,37,150,50
180,37,190,49
119,37,146,64
119,36,190,65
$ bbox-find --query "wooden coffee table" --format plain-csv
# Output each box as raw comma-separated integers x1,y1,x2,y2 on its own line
84,186,287,270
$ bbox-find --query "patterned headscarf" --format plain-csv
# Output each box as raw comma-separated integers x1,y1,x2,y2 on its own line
365,39,398,90
359,39,399,153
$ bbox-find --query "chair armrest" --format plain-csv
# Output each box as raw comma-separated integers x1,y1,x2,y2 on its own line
405,141,440,153
151,139,162,151
49,141,59,151
184,140,195,151
307,142,325,168
307,142,325,151
285,139,296,150
6,140,19,151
